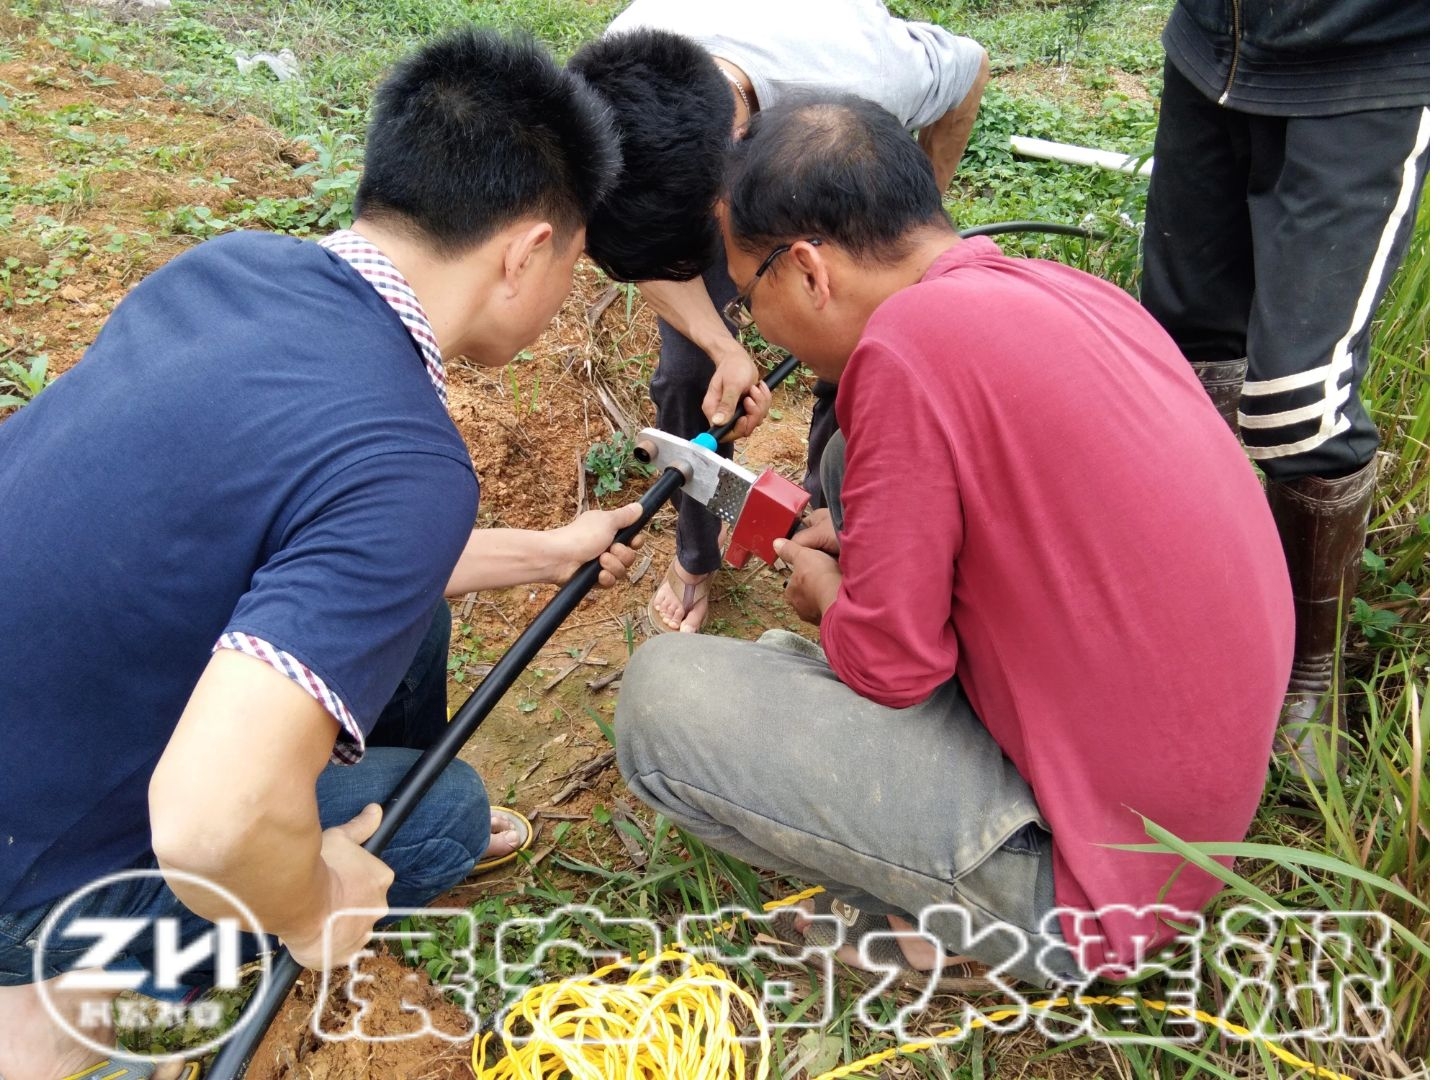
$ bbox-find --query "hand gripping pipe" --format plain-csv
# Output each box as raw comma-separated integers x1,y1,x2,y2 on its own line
203,353,800,1079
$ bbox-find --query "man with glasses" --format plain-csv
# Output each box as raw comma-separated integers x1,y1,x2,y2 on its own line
569,5,988,633
612,96,1293,989
723,239,823,331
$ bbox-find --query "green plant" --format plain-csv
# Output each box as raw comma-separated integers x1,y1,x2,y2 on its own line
1051,0,1109,64
165,204,231,237
1351,594,1404,645
51,31,117,67
506,365,543,415
0,353,50,409
0,257,17,307
445,621,496,685
583,431,654,498
293,129,362,229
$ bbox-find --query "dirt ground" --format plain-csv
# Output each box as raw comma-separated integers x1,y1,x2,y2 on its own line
994,63,1154,116
247,952,477,1080
2,25,813,1079
0,27,316,375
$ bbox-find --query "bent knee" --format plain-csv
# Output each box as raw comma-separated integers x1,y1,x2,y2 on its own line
431,759,490,854
387,760,491,891
615,635,737,781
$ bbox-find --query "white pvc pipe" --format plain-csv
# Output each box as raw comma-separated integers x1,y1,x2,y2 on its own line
1009,135,1153,177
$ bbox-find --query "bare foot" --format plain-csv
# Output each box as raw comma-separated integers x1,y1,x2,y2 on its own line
0,976,114,1080
650,559,713,633
483,811,524,862
884,915,970,973
793,900,971,973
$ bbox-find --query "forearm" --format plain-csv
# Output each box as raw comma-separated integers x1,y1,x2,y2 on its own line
815,344,962,708
918,51,990,191
638,278,736,357
445,527,565,595
642,277,763,430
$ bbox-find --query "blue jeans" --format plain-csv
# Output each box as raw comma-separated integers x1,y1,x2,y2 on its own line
0,603,491,988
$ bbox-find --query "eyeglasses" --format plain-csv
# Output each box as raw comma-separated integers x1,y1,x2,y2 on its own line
722,238,823,331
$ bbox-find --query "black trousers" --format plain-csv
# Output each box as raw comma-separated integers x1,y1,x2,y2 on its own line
1141,60,1429,481
652,259,837,574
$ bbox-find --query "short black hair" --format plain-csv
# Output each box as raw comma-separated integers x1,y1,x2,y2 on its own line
356,29,620,257
725,95,950,262
567,29,734,282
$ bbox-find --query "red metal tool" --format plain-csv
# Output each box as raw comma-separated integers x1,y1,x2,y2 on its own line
632,428,810,567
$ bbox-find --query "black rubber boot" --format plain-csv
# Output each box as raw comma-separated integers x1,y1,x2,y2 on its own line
1191,358,1247,434
1267,458,1378,778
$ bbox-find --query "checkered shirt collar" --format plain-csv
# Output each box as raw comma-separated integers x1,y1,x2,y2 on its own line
319,229,447,406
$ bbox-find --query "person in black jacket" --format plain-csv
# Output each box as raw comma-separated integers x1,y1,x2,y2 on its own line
1139,0,1429,777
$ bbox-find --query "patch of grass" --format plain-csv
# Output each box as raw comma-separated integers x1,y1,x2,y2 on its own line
11,0,623,143
892,0,1167,74
447,621,500,686
950,81,1155,246
1367,179,1430,592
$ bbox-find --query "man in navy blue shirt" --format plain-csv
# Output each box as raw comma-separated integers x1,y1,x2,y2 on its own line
0,31,638,1079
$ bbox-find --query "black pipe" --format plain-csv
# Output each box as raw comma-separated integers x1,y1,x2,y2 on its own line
205,353,799,1078
634,354,799,464
959,220,1095,240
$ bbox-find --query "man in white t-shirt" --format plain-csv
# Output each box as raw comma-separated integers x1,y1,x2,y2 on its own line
569,2,988,633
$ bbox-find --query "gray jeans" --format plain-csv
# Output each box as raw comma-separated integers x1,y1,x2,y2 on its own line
616,434,1070,986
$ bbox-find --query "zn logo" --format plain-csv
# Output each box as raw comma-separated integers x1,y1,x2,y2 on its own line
33,869,273,1064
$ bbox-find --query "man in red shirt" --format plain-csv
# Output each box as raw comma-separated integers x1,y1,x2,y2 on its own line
615,95,1293,985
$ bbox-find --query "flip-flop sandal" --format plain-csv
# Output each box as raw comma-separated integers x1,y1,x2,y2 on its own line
469,806,534,875
63,1060,202,1080
645,558,713,635
769,898,1001,996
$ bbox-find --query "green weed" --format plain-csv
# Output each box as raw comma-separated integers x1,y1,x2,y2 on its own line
0,352,50,410
292,128,361,229
583,430,654,499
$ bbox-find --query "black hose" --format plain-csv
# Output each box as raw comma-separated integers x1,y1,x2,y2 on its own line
204,354,799,1079
959,220,1095,240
